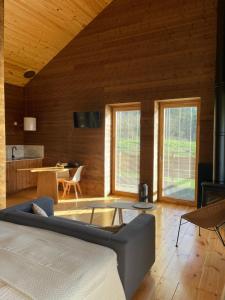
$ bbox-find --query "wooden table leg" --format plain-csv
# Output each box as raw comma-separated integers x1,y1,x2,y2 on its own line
112,208,117,225
90,208,95,224
37,171,58,204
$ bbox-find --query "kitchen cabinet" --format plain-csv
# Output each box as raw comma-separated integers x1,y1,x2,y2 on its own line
6,159,43,194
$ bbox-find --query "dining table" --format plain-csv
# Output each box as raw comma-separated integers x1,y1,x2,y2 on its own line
18,166,70,204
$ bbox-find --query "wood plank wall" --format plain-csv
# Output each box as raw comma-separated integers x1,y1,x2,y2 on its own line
24,0,217,198
5,83,24,145
0,0,6,208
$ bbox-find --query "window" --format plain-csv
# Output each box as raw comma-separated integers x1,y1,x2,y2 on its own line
112,105,140,195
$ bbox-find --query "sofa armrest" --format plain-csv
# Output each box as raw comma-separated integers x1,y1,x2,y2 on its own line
2,197,54,216
33,197,54,216
111,214,155,299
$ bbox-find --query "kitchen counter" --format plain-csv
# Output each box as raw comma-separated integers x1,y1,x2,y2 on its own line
7,157,43,162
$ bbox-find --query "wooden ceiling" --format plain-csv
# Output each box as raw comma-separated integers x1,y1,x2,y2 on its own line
4,0,112,86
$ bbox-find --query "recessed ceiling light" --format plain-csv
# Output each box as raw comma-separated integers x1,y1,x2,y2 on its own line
24,70,36,78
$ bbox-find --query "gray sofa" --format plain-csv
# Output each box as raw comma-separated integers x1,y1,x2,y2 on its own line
0,197,155,299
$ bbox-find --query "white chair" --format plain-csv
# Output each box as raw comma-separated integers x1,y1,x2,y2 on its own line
62,166,84,199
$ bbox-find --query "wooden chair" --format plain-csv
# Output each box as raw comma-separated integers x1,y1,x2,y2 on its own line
57,169,70,190
62,166,84,199
176,199,225,247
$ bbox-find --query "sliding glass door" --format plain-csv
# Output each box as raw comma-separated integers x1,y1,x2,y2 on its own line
112,105,140,195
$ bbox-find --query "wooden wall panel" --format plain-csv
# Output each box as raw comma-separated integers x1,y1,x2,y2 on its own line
0,0,6,208
24,0,217,199
5,83,24,145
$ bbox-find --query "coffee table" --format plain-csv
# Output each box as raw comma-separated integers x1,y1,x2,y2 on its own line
109,201,156,225
88,203,109,224
88,201,156,225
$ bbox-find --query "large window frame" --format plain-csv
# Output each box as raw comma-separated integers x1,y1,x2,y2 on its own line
111,104,141,197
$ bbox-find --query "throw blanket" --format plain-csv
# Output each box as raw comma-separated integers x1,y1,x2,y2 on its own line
0,221,125,300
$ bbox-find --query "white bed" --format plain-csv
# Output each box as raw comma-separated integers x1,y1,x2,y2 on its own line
0,220,125,300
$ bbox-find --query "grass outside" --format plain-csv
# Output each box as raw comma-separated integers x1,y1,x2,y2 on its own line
163,177,195,201
164,177,195,189
117,139,140,152
116,138,196,195
117,138,196,157
164,139,196,157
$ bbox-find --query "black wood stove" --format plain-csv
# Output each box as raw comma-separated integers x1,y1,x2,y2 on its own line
201,0,225,206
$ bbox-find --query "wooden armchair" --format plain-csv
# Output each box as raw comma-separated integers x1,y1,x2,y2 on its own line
176,199,225,247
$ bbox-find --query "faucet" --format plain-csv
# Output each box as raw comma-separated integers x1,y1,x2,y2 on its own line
11,146,17,160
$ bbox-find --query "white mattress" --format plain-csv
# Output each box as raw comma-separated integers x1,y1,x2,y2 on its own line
0,220,125,300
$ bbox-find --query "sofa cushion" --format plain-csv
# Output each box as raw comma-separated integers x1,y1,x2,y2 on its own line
3,197,54,216
100,224,126,233
32,203,48,217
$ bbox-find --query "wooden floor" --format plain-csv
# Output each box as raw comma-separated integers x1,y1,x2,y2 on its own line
6,189,225,300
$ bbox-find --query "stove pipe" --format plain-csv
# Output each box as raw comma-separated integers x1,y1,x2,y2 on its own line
214,0,225,183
